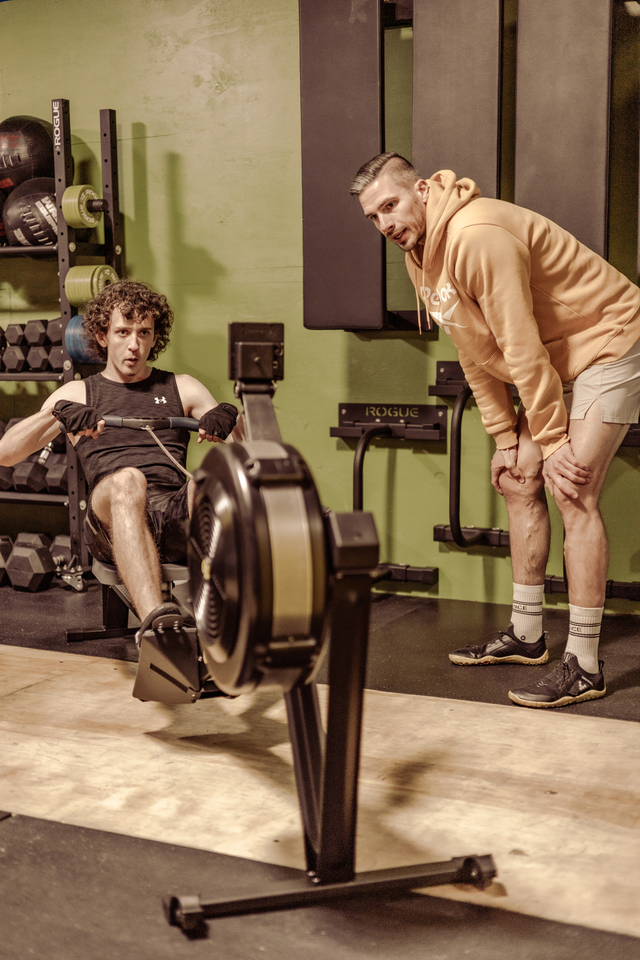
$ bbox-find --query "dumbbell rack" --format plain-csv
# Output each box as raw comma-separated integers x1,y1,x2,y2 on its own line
0,98,125,566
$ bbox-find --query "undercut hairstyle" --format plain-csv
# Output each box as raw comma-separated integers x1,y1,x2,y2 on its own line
81,279,174,363
350,152,420,197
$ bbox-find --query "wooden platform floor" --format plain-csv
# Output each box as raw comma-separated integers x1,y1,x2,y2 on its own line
2,640,640,955
1,586,640,957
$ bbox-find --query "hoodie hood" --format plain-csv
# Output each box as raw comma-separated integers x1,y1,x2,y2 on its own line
411,170,481,273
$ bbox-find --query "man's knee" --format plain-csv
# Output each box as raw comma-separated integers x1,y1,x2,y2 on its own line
554,485,600,525
499,449,545,502
94,467,148,512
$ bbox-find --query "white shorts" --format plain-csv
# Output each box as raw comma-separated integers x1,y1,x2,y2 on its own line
563,337,640,424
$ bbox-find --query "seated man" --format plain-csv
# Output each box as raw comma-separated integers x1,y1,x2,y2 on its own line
0,279,240,641
351,152,640,709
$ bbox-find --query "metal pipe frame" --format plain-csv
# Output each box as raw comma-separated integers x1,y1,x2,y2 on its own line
449,386,483,547
352,425,393,511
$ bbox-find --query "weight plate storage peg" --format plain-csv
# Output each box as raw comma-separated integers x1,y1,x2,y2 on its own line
64,264,118,306
61,184,105,230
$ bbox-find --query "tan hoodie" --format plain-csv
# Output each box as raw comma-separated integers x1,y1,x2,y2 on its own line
405,171,640,458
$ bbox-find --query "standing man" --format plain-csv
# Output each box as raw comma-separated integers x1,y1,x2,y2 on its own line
0,279,240,641
351,152,640,709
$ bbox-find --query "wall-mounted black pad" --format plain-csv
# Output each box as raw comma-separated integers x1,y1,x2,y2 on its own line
514,0,612,256
412,0,503,199
299,0,385,329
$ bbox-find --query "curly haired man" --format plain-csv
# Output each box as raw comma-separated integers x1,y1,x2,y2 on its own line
0,279,240,640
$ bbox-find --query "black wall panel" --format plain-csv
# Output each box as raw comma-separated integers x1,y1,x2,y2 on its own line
514,0,613,257
412,0,503,199
299,0,634,333
299,0,385,329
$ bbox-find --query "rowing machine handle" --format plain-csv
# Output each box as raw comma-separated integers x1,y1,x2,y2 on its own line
101,415,200,431
57,415,200,434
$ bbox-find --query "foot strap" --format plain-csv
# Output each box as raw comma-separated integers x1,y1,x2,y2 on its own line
135,602,184,645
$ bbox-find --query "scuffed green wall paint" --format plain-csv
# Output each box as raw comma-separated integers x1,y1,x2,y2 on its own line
0,0,638,610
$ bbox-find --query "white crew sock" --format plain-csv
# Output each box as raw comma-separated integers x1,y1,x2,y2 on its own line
564,605,603,674
510,582,544,643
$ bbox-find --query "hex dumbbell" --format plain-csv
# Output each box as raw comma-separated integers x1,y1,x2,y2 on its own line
45,452,68,494
6,532,56,592
0,418,17,490
12,443,55,493
2,344,28,372
4,323,26,346
0,535,12,587
24,318,63,347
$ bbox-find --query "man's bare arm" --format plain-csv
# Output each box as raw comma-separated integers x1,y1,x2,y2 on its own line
176,374,244,443
0,380,87,466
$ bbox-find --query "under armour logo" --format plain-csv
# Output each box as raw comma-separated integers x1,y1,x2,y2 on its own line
154,396,167,404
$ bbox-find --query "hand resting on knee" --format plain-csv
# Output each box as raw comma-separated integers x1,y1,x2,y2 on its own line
542,441,591,500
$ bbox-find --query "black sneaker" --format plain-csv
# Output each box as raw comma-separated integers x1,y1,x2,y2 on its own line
135,601,184,647
508,652,606,708
449,624,548,665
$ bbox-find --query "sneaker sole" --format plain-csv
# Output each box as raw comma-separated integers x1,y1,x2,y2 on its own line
449,650,549,666
507,685,606,708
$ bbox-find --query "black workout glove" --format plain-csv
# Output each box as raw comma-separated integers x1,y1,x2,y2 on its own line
52,399,102,435
198,403,238,441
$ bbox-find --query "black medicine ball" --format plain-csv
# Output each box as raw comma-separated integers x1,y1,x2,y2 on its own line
0,116,54,197
3,177,57,246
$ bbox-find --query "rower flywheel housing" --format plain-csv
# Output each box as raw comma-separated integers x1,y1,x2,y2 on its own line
188,440,327,696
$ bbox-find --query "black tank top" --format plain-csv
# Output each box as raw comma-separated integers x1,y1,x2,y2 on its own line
76,369,190,490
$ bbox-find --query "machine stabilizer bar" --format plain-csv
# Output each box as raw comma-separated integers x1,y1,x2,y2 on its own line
164,854,497,930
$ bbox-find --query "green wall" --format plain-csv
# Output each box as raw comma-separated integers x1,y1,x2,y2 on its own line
1,0,639,611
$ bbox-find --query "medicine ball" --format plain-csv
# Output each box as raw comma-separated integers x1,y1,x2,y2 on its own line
0,116,54,196
3,177,57,246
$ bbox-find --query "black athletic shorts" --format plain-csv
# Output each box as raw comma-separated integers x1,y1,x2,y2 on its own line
84,481,190,565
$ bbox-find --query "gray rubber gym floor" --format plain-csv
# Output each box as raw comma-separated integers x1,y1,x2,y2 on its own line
2,582,640,958
2,581,639,721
